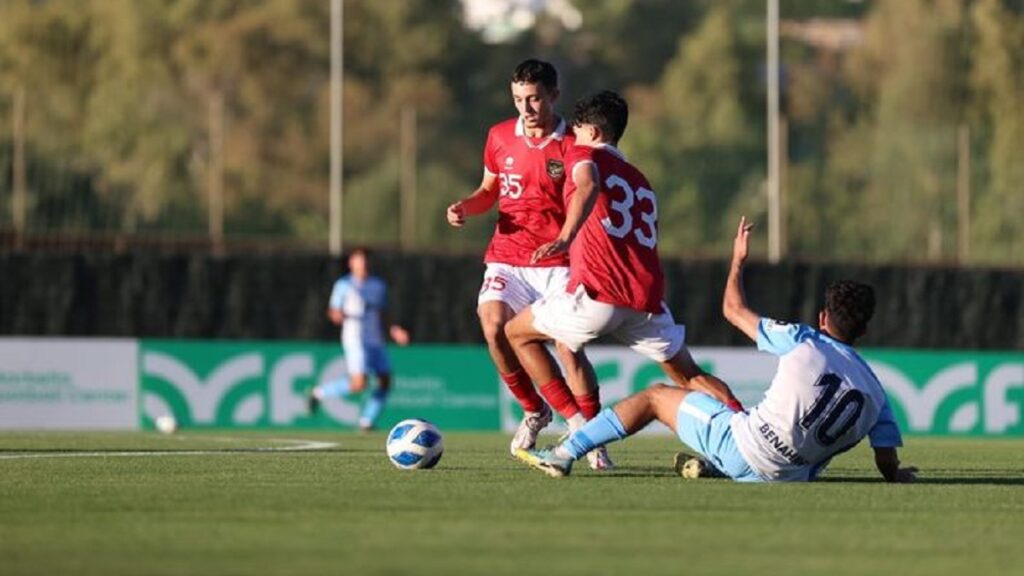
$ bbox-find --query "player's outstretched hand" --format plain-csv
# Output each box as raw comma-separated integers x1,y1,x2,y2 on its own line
447,203,466,227
892,466,918,484
732,216,754,266
531,238,570,264
390,325,411,346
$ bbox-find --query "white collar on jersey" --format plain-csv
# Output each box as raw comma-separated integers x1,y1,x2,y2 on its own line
594,142,627,160
515,116,567,149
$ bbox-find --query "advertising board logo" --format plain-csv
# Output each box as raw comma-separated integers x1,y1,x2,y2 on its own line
140,346,360,428
870,359,1023,434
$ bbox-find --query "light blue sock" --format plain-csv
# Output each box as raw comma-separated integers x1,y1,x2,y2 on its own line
562,408,628,460
360,388,389,427
317,376,351,399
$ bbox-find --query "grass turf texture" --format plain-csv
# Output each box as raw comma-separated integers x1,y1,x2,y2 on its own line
1,432,1022,576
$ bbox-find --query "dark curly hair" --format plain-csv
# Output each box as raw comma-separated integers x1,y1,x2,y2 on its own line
572,90,629,144
824,280,876,343
511,59,558,92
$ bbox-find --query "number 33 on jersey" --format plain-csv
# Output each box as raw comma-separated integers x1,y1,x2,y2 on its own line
565,144,666,315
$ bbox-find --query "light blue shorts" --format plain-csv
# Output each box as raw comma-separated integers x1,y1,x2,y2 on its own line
675,393,764,483
342,342,391,376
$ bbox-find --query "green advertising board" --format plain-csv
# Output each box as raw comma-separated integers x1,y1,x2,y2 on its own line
139,340,1023,436
139,340,502,431
862,349,1024,436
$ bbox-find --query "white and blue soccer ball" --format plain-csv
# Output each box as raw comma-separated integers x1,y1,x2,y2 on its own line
386,418,444,470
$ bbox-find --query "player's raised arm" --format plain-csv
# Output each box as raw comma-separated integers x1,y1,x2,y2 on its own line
531,161,599,263
447,170,500,227
722,216,760,342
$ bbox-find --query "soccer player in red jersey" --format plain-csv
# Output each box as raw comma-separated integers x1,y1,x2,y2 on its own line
505,91,743,460
446,59,610,469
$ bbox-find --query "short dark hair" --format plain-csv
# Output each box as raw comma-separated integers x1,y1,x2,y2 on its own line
572,90,629,144
824,280,876,343
347,246,370,260
511,59,558,92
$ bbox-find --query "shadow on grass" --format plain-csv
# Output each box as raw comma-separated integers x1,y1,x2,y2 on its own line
818,475,1024,486
0,448,346,455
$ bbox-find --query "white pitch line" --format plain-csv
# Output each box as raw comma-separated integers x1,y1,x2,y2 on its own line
0,437,338,460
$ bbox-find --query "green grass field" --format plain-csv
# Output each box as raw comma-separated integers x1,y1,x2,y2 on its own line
1,432,1022,576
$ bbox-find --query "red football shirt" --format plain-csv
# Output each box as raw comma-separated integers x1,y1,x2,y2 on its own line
564,145,665,314
481,117,574,267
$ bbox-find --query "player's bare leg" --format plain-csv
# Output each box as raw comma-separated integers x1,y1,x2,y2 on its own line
515,384,686,477
611,383,688,434
308,371,369,416
659,347,743,411
477,300,520,374
552,342,612,469
506,308,612,469
504,307,582,422
479,300,553,453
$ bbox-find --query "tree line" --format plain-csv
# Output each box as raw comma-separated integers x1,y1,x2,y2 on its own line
0,0,1021,266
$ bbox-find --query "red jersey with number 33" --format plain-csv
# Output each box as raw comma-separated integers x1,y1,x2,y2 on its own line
565,145,664,314
482,117,574,267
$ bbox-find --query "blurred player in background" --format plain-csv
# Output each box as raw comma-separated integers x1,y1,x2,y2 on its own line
447,58,610,469
517,215,915,483
308,248,410,431
505,91,742,470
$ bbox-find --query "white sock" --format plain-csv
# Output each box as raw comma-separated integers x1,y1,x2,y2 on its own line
567,413,586,432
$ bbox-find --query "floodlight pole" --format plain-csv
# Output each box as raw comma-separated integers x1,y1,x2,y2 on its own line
767,0,782,263
12,85,27,248
329,0,344,256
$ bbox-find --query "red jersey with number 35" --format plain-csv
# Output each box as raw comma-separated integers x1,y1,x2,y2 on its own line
482,117,574,267
565,144,664,314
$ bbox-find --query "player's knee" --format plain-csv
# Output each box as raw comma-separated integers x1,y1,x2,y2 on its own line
480,316,508,346
349,376,368,393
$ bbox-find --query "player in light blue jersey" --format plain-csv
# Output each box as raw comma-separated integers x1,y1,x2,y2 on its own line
516,217,917,483
308,248,410,431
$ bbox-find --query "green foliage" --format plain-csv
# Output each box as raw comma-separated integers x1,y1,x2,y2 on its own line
0,0,1021,265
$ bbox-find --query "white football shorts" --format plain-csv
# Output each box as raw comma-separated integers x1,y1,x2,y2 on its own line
477,263,570,314
531,284,686,363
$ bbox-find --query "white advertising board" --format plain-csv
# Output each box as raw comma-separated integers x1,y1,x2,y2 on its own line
0,338,139,430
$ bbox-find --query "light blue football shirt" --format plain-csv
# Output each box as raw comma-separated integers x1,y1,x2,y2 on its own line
329,275,388,347
730,318,903,481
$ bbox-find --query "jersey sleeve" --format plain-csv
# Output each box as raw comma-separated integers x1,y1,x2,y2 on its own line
328,279,349,310
482,127,499,175
565,146,597,202
868,401,904,448
756,317,816,356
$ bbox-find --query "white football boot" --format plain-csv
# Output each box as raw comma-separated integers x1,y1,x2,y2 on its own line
585,445,615,471
510,404,553,455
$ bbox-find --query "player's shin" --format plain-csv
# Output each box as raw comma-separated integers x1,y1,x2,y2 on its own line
500,369,546,413
316,377,352,399
359,388,388,430
574,390,601,420
556,408,628,460
539,377,581,421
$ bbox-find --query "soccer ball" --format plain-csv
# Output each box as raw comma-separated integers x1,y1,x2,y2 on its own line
155,415,178,435
386,418,444,470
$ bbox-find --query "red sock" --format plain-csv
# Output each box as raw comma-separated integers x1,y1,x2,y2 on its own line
539,378,580,420
574,390,601,420
500,369,545,413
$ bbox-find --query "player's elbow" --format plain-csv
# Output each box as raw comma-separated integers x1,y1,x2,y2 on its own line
722,299,742,326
